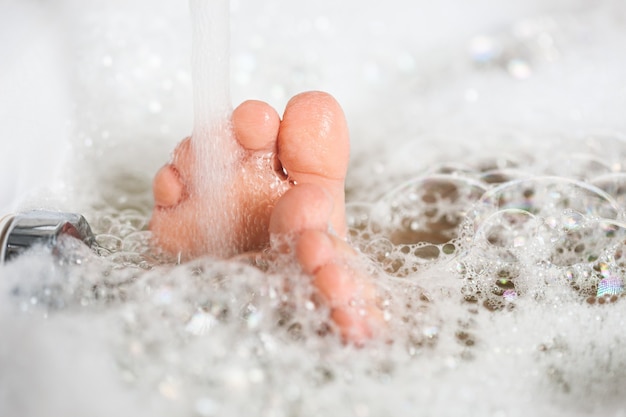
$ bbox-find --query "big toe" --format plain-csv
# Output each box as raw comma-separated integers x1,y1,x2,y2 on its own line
277,91,350,237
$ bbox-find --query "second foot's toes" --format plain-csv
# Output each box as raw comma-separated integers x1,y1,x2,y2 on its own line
268,184,334,236
297,229,384,344
270,185,383,344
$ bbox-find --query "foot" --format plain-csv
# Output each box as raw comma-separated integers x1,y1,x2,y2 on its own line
150,91,349,259
150,91,382,342
269,184,384,343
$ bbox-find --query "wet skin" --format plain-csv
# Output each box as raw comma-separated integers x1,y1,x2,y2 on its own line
150,91,382,343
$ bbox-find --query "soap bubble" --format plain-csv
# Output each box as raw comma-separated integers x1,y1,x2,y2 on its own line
469,35,501,65
507,58,532,79
472,176,620,226
372,176,486,243
591,173,626,210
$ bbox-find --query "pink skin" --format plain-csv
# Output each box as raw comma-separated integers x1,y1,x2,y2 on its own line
150,91,382,343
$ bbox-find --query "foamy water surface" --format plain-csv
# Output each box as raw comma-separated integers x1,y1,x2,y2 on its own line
2,0,626,416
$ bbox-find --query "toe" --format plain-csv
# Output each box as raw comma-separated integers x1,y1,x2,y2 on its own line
277,91,349,181
153,165,185,208
269,181,383,344
268,184,333,237
300,233,384,344
233,100,281,151
296,230,335,275
153,137,193,208
296,229,356,275
277,91,350,236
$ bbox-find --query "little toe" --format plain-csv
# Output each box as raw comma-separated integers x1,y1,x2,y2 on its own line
153,164,185,208
153,137,194,208
233,100,281,151
277,91,350,236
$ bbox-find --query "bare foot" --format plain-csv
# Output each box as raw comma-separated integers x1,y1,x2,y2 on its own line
150,91,348,258
269,184,384,343
150,91,382,342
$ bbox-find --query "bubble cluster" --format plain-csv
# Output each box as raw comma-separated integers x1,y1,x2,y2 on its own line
5,133,621,417
348,175,486,277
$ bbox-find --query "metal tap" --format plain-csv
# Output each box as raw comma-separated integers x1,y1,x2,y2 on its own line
0,211,95,263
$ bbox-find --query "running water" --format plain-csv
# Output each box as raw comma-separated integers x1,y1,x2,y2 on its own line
190,0,231,130
188,0,242,257
2,1,626,416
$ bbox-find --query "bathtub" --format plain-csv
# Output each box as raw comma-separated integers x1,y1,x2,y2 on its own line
2,0,626,416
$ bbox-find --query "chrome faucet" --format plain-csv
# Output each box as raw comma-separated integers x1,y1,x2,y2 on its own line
0,211,94,262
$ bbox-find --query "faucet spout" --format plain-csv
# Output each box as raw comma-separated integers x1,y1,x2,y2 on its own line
0,211,94,263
